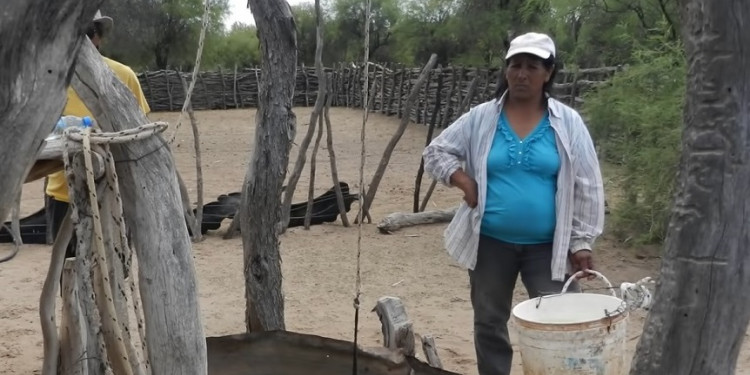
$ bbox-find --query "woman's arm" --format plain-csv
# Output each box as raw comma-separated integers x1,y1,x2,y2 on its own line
569,115,605,253
422,110,472,186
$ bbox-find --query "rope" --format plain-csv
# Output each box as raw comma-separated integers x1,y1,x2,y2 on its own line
61,122,168,373
353,0,372,373
166,0,211,146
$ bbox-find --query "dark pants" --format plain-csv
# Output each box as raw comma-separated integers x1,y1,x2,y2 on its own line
469,235,579,375
47,196,77,258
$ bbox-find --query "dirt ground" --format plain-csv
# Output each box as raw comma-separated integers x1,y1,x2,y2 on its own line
1,107,748,374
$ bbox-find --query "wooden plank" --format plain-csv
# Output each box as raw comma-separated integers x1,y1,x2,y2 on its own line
372,296,415,356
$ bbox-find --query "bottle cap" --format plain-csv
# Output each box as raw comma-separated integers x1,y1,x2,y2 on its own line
82,117,93,128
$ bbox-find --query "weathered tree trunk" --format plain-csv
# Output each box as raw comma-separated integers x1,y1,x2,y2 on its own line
70,40,207,374
629,1,750,373
0,0,101,224
241,0,297,332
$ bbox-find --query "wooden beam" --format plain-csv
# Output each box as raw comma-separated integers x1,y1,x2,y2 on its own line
69,40,207,374
0,0,102,223
372,296,415,356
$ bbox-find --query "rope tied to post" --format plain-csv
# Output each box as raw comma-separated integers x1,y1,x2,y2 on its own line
51,120,169,375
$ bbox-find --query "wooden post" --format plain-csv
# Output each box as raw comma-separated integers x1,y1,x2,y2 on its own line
362,54,438,216
396,68,408,118
323,76,351,227
379,63,386,113
71,41,207,374
372,296,415,356
233,64,240,108
242,0,297,332
219,67,228,109
60,259,89,375
280,0,327,233
629,0,750,373
414,71,443,212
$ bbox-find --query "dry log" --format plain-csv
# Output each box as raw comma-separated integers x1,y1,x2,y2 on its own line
372,296,416,356
0,0,102,225
378,207,457,234
421,335,443,369
70,40,207,374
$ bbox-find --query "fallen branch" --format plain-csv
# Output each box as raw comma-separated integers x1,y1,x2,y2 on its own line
377,207,457,234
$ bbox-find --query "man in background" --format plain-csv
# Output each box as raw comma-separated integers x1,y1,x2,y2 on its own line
46,10,151,256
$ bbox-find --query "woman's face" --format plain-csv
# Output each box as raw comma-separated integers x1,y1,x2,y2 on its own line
505,54,553,101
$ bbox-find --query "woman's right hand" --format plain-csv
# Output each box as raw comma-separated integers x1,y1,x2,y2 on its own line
450,170,478,208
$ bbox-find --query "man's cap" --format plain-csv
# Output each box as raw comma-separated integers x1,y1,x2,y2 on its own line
505,32,556,60
93,10,113,35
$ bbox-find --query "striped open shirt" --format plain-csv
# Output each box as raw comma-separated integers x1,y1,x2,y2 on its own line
422,95,605,281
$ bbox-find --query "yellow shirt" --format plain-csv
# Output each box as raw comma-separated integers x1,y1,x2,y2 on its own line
46,57,151,202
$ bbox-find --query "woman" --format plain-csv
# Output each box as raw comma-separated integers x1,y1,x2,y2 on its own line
422,32,605,375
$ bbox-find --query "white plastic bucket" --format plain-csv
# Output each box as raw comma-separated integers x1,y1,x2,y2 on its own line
511,270,628,375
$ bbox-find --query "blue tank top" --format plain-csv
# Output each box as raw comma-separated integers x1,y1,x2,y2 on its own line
480,111,559,244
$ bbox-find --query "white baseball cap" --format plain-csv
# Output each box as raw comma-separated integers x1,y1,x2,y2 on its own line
505,32,556,60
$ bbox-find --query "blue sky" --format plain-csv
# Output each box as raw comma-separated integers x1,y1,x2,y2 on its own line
226,0,312,26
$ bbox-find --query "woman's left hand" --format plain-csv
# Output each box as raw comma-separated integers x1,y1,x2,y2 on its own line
569,250,595,279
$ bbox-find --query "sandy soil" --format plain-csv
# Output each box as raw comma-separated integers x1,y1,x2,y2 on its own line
1,107,748,374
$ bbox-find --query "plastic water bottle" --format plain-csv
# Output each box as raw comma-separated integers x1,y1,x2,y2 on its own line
46,116,94,141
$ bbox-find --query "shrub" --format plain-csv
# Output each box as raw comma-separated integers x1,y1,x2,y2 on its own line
582,38,685,244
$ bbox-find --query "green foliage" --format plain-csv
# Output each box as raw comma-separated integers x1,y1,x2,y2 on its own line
582,34,685,243
203,23,261,69
102,0,230,70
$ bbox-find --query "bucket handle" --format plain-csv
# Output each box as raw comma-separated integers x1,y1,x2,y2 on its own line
561,270,617,297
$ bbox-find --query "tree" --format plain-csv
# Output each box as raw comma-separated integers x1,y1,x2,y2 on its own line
629,0,750,373
0,0,102,229
240,0,297,332
101,0,229,69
